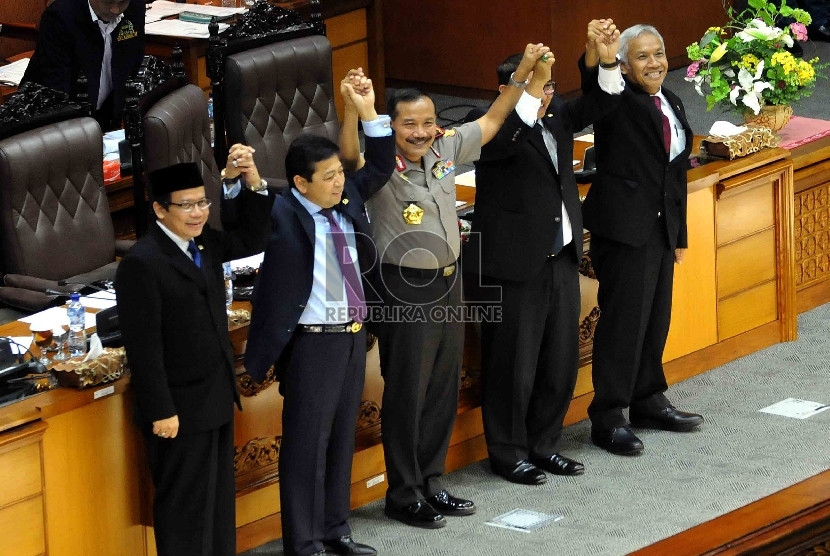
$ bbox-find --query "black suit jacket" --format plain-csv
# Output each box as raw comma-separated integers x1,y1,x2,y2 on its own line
115,189,270,433
244,134,396,383
467,88,616,282
23,0,146,130
578,55,692,250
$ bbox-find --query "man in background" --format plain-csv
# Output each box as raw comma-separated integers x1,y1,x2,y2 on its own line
579,24,704,457
23,0,145,130
469,20,622,485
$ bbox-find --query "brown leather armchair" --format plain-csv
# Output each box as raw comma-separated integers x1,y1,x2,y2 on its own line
0,116,125,316
221,35,339,191
141,83,223,230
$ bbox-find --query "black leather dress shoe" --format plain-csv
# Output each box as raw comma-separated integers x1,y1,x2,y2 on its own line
491,459,547,485
630,407,704,432
591,426,644,456
384,500,446,529
426,489,476,516
529,453,585,476
323,535,377,556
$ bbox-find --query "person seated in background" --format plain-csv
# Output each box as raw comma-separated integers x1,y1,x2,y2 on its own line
244,70,394,556
468,19,622,486
22,0,145,131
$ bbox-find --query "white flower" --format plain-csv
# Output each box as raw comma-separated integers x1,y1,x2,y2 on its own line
737,18,787,42
685,73,706,96
728,60,772,114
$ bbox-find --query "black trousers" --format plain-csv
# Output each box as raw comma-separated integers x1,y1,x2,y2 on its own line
378,265,463,508
588,226,674,430
144,420,236,556
279,329,367,556
480,250,580,466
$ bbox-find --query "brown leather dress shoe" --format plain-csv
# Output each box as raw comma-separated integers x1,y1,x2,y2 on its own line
426,489,476,516
529,453,585,476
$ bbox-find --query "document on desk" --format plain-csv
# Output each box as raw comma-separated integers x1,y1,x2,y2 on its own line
0,58,30,86
19,306,97,330
146,19,230,38
759,398,830,419
146,0,246,21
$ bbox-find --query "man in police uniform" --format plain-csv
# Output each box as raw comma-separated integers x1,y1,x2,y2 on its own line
341,44,553,529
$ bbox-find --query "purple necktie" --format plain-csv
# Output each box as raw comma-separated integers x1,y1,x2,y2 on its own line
320,208,366,323
652,96,672,153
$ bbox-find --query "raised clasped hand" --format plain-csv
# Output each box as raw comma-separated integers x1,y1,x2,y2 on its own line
588,18,621,62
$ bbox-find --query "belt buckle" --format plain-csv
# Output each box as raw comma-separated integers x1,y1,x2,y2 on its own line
442,264,455,277
349,322,362,333
308,325,323,333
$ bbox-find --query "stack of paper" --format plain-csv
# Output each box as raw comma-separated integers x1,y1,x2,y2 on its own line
146,0,246,23
146,19,229,38
0,58,30,87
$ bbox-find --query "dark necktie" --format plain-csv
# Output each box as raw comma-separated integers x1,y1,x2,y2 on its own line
536,123,566,255
652,96,672,153
187,240,201,269
320,208,366,323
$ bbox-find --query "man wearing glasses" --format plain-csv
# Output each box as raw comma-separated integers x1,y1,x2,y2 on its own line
115,146,270,555
466,20,622,485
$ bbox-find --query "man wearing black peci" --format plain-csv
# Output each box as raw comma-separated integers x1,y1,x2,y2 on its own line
115,149,270,555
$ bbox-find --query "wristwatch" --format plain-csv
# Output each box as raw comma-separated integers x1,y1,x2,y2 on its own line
246,178,268,192
508,72,530,89
219,168,238,186
599,57,621,69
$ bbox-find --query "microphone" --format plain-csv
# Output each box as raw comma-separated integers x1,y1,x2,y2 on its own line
54,280,115,297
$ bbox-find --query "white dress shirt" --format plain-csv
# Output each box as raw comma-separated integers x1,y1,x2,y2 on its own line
652,89,686,162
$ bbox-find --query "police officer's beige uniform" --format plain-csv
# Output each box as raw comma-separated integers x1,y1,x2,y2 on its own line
365,121,481,511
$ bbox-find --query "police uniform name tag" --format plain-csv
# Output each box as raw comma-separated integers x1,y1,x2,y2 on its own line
402,203,424,225
431,159,456,180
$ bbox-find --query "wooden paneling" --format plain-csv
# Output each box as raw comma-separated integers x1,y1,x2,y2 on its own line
573,364,593,398
383,0,726,97
664,186,718,362
42,394,146,556
332,41,369,119
236,483,280,528
326,9,367,48
718,280,778,341
794,181,830,290
0,442,41,509
717,227,776,300
717,181,774,246
0,496,46,556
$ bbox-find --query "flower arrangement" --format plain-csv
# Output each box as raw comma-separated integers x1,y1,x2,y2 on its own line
685,0,826,115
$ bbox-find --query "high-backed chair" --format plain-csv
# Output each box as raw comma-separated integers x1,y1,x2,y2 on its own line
0,115,123,315
141,84,223,230
208,2,330,190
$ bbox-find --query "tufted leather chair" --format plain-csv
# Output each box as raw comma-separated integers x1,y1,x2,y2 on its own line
142,84,223,230
223,35,339,190
0,116,122,315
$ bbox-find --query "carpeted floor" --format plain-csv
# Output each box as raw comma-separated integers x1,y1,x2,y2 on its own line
243,302,830,555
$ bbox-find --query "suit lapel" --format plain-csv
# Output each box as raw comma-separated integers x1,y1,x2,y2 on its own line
528,124,558,177
150,225,207,292
283,188,316,247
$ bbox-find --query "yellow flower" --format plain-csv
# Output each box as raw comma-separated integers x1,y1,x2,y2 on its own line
707,26,724,35
738,54,760,71
710,42,728,63
771,51,798,74
797,60,815,84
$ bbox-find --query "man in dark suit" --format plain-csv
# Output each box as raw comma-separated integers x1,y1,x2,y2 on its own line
23,0,145,130
468,21,622,485
579,23,704,456
244,72,394,556
115,150,270,555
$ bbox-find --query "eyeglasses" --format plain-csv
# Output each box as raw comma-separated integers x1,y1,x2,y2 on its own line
543,81,556,95
167,198,212,213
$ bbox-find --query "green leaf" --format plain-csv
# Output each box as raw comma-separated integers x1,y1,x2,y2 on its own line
747,0,766,9
700,31,717,49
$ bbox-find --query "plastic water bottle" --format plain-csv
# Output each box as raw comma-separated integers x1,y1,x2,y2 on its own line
207,94,215,147
223,262,233,312
67,293,87,357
